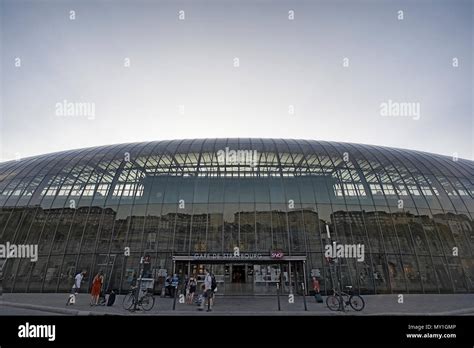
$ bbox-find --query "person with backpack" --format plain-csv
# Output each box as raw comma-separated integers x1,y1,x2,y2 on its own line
210,272,217,303
312,276,323,303
204,269,216,312
165,274,172,297
171,273,179,298
106,289,116,306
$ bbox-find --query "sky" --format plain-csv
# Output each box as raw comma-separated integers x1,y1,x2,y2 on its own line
0,0,472,161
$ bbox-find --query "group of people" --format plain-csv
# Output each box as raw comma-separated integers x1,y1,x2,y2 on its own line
69,268,219,311
164,273,179,297
165,269,216,311
68,269,113,306
197,269,216,312
183,274,198,304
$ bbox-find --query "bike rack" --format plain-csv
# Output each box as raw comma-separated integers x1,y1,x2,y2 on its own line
172,285,178,310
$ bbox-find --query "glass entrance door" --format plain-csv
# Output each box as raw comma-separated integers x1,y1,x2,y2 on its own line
174,261,306,296
226,264,253,295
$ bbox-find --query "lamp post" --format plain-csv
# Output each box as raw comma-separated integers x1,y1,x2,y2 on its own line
133,256,144,312
326,223,343,311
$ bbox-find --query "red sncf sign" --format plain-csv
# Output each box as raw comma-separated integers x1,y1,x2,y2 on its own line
271,251,284,259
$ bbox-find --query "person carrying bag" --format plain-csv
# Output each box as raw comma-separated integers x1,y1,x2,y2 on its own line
312,277,323,303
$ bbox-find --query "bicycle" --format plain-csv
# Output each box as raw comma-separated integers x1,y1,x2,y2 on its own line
122,286,155,312
326,286,365,312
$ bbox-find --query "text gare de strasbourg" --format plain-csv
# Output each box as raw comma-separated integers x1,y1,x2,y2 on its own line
189,251,286,261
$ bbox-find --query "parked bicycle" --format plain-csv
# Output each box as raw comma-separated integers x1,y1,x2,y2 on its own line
122,286,155,311
326,285,365,311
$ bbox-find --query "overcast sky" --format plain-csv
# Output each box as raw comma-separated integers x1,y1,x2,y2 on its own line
0,0,472,161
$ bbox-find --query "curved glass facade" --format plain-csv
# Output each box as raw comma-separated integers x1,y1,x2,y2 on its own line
0,139,472,294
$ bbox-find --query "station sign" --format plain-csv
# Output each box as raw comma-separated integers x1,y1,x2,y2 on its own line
192,253,263,261
271,250,284,259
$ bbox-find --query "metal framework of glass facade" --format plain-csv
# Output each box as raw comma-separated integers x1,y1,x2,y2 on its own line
0,139,472,294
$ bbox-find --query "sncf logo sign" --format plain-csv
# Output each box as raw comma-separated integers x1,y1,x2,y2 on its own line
271,251,284,259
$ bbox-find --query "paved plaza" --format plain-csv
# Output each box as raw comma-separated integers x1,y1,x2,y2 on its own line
1,293,473,316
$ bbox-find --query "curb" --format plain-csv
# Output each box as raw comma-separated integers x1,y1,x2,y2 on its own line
365,307,474,316
2,300,474,316
0,301,92,316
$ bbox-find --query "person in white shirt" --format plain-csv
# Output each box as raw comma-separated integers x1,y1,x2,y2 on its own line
67,270,86,306
204,269,214,312
74,272,84,293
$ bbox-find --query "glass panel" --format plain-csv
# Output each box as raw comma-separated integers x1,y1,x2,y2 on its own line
305,206,321,252
256,203,272,252
12,259,34,292
371,253,390,293
207,204,223,252
239,203,256,252
57,254,78,292
448,257,469,292
387,254,406,292
190,203,207,252
433,257,453,292
158,204,177,252
402,255,422,292
418,256,438,292
362,206,384,253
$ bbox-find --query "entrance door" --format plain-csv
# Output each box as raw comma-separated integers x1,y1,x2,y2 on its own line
232,265,245,283
226,264,252,295
276,262,306,295
172,259,307,296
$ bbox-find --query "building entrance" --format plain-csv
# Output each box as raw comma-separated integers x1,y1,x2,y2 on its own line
173,255,307,296
232,265,245,283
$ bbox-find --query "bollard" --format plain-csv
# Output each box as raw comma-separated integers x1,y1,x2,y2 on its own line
302,282,308,311
0,260,3,298
172,286,178,310
207,290,211,311
276,282,281,311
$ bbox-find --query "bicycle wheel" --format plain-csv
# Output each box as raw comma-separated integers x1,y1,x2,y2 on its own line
140,293,155,311
326,295,341,311
122,293,135,310
349,294,365,311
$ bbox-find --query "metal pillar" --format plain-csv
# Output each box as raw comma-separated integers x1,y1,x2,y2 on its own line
0,260,4,297
288,261,292,294
302,260,308,296
293,262,298,295
276,282,281,311
302,282,308,311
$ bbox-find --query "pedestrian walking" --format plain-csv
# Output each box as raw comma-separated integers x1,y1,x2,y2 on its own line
165,274,172,297
90,270,104,306
204,269,215,312
171,273,179,298
312,276,323,303
187,274,197,304
66,270,86,306
197,284,206,310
